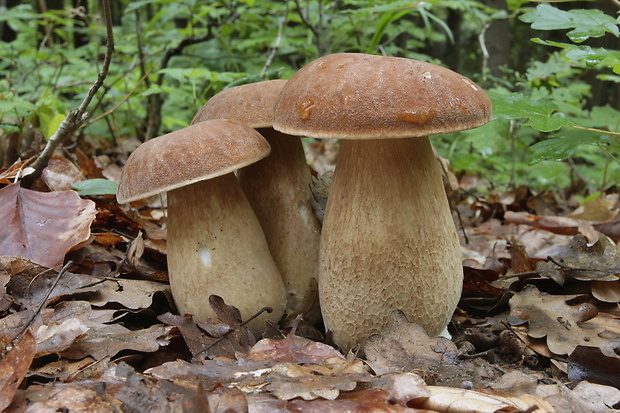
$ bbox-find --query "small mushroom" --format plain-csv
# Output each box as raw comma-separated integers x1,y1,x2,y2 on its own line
116,119,287,334
273,53,491,349
193,80,321,317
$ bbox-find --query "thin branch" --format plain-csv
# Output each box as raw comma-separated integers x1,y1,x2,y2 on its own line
20,0,114,188
293,0,320,38
261,11,287,75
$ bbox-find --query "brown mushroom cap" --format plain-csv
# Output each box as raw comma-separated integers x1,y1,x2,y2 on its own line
192,79,288,128
273,53,491,139
116,119,271,203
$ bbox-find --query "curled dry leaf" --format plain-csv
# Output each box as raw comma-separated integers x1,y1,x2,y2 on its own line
285,388,416,412
0,183,97,268
413,386,556,413
508,285,620,357
568,346,620,389
536,234,620,289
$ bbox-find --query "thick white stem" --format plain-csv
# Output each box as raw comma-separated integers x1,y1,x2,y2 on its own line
320,137,462,349
238,129,321,316
167,173,287,334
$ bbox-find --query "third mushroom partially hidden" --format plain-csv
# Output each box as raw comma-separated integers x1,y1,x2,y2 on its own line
273,53,492,350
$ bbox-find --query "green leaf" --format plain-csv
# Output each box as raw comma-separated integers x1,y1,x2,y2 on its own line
529,131,611,163
520,3,619,42
489,90,573,132
72,179,118,196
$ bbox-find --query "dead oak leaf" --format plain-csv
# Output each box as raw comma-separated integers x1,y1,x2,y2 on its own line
363,310,459,377
508,285,620,357
536,234,620,289
0,183,97,268
265,357,371,401
248,324,343,364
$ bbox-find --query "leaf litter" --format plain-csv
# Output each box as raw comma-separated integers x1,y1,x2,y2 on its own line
0,151,619,412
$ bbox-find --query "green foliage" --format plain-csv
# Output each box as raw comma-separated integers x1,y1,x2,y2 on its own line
0,0,618,195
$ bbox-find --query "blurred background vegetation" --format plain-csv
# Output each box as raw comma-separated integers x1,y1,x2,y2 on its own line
1,0,619,198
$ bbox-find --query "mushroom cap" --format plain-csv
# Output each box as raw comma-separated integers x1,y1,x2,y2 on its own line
116,119,270,203
192,79,288,128
273,53,492,139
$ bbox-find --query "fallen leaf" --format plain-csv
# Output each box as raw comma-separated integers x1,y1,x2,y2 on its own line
363,310,459,377
248,322,343,364
568,345,620,389
206,384,248,413
40,155,84,191
536,234,620,286
0,184,97,268
0,330,36,411
286,388,415,412
413,386,556,413
265,357,370,401
507,285,620,357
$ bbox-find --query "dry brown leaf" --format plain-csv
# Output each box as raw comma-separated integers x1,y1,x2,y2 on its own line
266,357,370,401
536,382,620,413
508,285,620,357
568,345,620,389
62,323,172,360
363,310,459,377
591,280,620,303
0,330,36,411
414,386,556,413
369,372,431,403
568,195,618,222
0,183,97,268
286,388,420,412
41,155,84,191
85,278,172,310
535,234,620,287
248,326,343,364
206,385,248,413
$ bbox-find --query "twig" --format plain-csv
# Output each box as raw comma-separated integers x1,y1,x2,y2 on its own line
261,12,286,76
20,0,114,188
13,261,74,343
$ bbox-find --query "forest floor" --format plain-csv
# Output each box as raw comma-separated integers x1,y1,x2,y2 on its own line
0,138,619,412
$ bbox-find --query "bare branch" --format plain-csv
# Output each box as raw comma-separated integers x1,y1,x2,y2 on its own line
261,10,287,75
20,0,115,188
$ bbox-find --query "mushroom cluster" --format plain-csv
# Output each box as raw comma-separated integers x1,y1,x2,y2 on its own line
116,119,287,334
116,53,490,349
192,80,321,318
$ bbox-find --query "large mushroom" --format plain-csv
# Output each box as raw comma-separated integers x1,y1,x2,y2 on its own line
192,80,321,317
273,53,491,349
116,119,287,334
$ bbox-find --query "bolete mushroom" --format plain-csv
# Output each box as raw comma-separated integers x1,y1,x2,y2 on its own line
192,80,321,317
273,53,491,349
116,119,287,334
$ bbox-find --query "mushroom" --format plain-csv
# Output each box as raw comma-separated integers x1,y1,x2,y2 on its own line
273,53,491,349
116,119,287,334
193,80,321,317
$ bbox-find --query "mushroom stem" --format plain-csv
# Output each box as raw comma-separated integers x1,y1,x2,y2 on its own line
238,129,321,316
320,137,463,349
167,173,287,334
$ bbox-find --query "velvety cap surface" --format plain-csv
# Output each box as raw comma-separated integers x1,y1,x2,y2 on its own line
192,79,287,128
116,119,270,203
273,53,491,139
